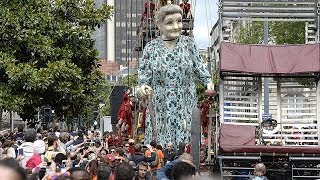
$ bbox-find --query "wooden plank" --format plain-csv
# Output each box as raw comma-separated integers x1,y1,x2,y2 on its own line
224,101,258,104
281,119,316,123
223,116,259,120
224,111,259,115
262,134,318,138
225,95,259,99
280,102,316,105
281,112,316,116
223,106,258,110
223,78,257,82
223,122,259,126
281,123,317,126
223,89,259,93
281,96,312,100
224,84,258,88
281,129,317,133
191,108,201,171
282,107,317,110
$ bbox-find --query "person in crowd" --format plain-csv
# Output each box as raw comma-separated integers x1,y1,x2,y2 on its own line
54,153,67,169
114,162,134,180
138,4,213,146
123,143,132,159
179,0,191,19
144,141,158,173
115,147,129,162
134,161,152,180
2,140,16,158
13,125,24,141
155,145,164,169
171,161,196,180
157,153,195,180
97,164,111,180
45,134,66,162
130,143,155,166
0,158,26,180
26,139,46,170
99,148,108,158
128,139,136,156
69,167,90,180
86,160,99,180
250,163,268,180
163,142,176,164
106,153,117,171
19,128,37,168
176,142,186,159
74,129,85,146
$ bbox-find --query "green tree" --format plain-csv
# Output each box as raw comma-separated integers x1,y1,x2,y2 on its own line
119,73,138,87
235,21,305,45
0,0,113,125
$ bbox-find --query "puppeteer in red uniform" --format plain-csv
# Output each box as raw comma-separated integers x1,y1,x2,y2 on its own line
141,0,156,21
200,90,216,137
116,91,135,136
179,0,191,19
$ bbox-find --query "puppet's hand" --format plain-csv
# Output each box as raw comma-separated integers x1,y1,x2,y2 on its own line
140,85,152,96
207,82,215,90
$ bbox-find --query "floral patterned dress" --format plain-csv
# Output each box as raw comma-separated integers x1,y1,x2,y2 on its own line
138,35,211,146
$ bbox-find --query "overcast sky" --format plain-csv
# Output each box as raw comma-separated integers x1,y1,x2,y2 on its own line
193,0,218,48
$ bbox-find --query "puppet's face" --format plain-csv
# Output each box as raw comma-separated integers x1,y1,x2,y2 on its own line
159,13,182,40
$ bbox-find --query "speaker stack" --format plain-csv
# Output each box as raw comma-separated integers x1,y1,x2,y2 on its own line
110,86,127,124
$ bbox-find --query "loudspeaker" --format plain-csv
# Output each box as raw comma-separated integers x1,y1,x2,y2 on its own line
110,86,127,124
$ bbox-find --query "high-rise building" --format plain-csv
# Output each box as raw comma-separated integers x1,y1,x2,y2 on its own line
93,0,144,68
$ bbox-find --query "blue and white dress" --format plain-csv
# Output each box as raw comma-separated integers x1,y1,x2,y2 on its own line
138,35,211,146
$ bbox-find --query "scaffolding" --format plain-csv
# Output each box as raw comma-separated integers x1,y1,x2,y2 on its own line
217,1,320,179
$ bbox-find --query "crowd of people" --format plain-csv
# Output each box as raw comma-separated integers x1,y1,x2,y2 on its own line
0,124,213,180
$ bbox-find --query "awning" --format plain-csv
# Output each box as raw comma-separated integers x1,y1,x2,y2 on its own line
220,42,320,75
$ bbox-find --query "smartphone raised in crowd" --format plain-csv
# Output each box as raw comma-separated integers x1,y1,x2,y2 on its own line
17,148,23,156
62,160,67,168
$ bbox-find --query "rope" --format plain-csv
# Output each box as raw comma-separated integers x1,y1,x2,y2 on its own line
205,0,212,48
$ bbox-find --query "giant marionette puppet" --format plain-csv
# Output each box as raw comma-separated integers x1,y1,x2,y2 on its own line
138,4,214,146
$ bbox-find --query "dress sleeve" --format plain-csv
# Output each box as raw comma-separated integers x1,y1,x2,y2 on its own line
138,44,153,86
189,38,211,86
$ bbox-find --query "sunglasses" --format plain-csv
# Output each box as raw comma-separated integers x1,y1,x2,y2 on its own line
111,150,116,153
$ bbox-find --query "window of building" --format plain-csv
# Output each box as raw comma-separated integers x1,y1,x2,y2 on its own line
116,22,120,27
122,49,126,53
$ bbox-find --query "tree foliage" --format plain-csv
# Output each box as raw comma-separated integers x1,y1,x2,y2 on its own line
119,73,138,87
0,0,113,123
235,21,305,45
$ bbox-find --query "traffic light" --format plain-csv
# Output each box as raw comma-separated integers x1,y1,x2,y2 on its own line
93,111,99,121
42,105,52,123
